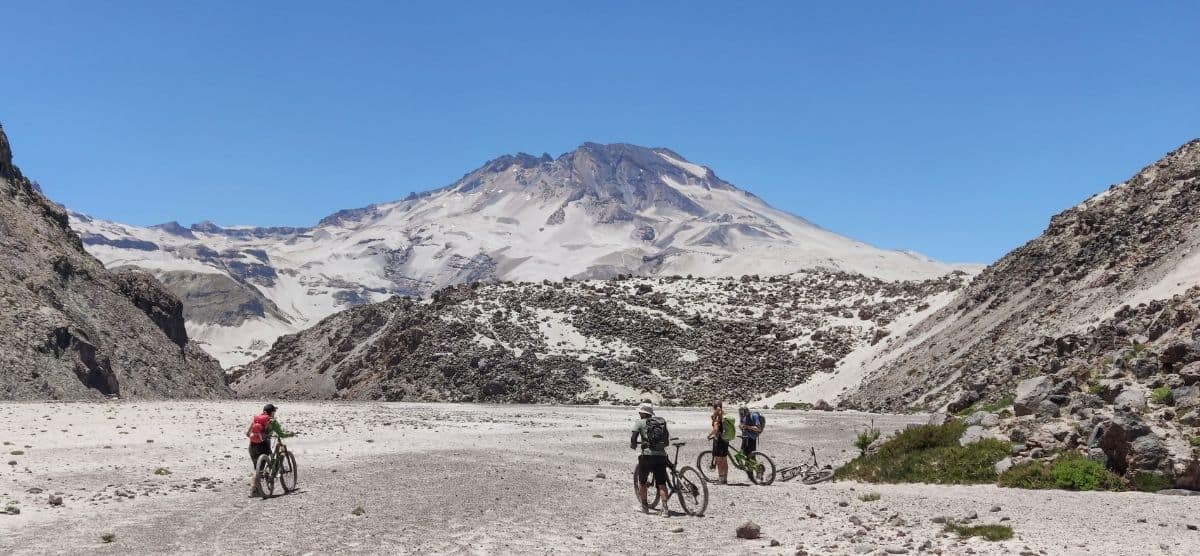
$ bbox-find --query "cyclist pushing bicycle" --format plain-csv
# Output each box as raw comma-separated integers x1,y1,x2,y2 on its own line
631,402,671,518
246,403,296,496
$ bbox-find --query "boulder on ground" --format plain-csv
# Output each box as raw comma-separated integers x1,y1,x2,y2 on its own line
1172,386,1200,411
1014,376,1053,417
1114,387,1148,411
735,521,761,539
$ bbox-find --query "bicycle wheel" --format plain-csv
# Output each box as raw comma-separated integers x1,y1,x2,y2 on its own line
694,450,717,483
748,452,776,485
674,466,709,517
278,450,298,492
255,454,275,496
802,468,835,485
633,464,660,511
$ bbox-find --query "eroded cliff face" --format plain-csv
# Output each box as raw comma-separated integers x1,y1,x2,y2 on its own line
0,125,228,399
848,139,1200,412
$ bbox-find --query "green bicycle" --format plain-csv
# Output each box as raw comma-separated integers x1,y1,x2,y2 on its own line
695,436,777,485
633,437,710,517
254,434,298,497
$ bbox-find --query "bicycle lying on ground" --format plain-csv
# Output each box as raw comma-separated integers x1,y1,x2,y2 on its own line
632,437,709,516
695,436,776,485
778,447,835,484
254,434,298,497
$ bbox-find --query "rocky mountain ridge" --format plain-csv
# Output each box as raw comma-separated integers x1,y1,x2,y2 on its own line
231,270,968,403
0,125,228,400
72,142,966,366
846,138,1200,413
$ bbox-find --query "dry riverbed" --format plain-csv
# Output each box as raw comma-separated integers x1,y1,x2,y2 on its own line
1,402,1198,555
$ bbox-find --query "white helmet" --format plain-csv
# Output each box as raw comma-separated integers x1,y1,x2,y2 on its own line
637,402,655,416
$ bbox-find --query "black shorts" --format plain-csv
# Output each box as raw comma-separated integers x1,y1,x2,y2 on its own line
249,441,271,467
637,454,669,487
712,438,730,457
741,436,758,455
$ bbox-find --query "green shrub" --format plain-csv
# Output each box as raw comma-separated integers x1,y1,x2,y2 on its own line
944,523,1013,541
154,467,171,476
773,402,813,410
998,455,1124,491
1087,383,1103,395
955,394,1016,416
852,424,882,454
101,533,115,544
1130,472,1172,492
1151,387,1172,405
9,450,23,456
858,492,881,502
836,420,1011,484
351,506,366,516
1190,437,1200,448
1052,456,1123,491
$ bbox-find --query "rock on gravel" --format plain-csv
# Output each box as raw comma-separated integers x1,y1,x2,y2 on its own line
735,521,761,539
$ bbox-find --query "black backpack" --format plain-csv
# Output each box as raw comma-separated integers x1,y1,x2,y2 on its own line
644,416,670,451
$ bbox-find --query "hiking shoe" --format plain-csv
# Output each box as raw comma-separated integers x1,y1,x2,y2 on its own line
658,507,669,518
718,477,727,485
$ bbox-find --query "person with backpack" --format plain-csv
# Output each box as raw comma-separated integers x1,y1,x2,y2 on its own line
738,406,765,465
630,402,671,518
246,403,296,496
706,401,732,484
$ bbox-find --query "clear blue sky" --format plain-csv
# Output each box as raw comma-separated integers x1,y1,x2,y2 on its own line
2,2,1197,263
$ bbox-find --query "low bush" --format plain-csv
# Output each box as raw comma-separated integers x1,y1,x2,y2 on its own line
998,455,1124,491
852,425,882,455
944,523,1013,541
1151,387,1172,405
836,420,1010,484
773,402,813,410
1129,471,1172,492
858,492,881,502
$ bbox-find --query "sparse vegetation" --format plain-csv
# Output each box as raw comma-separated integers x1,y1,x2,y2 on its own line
1130,471,1172,493
773,402,813,410
852,423,881,454
154,467,171,475
944,522,1014,541
1151,386,1172,405
351,506,366,516
101,533,116,543
9,450,23,456
1088,382,1103,395
998,455,1124,491
836,420,1011,484
858,492,881,502
955,394,1016,416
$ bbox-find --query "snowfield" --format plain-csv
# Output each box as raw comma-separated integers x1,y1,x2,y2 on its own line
70,143,971,367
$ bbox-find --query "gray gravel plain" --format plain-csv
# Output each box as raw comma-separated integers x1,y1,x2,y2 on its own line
1,402,1197,555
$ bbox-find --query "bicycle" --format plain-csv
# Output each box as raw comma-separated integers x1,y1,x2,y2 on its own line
632,437,709,517
254,434,298,497
695,436,776,485
778,447,835,484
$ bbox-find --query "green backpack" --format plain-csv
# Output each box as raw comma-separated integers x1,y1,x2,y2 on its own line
721,416,736,441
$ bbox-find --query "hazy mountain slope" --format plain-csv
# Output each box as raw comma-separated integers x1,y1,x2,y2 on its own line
231,270,968,403
845,139,1200,411
73,143,967,367
0,125,228,400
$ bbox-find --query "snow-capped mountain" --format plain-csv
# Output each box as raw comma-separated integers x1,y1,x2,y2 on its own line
72,143,966,367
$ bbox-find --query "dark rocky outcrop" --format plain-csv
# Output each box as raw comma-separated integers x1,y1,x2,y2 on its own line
0,124,227,399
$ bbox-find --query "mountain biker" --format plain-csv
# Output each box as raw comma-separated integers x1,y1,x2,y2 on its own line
246,403,295,495
631,402,671,518
738,406,765,460
706,401,730,484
